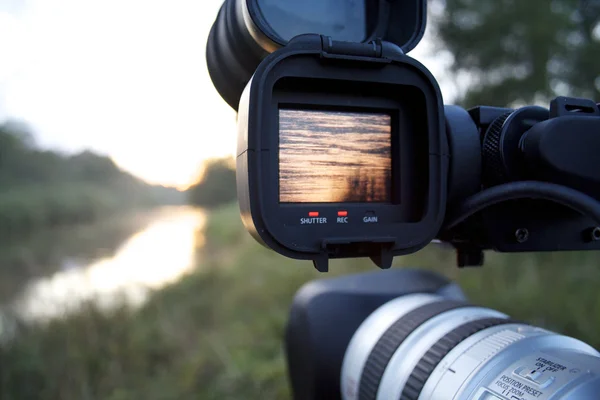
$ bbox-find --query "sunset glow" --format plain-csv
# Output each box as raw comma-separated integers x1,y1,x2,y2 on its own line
0,0,236,189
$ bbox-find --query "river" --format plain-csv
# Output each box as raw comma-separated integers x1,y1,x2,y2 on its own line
0,206,206,328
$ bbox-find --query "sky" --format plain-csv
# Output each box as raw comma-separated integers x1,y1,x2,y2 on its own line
0,0,454,188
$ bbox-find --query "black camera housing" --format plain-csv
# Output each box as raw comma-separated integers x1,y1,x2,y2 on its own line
236,35,448,271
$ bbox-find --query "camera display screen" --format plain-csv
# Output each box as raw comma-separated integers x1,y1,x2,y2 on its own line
279,108,392,203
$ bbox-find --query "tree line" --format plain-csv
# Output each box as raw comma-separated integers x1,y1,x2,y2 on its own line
433,0,599,107
0,121,183,236
186,157,237,208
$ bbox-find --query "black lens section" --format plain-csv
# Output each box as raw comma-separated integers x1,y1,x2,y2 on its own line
256,0,367,42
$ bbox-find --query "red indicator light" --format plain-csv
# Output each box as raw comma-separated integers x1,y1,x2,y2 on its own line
308,211,319,217
338,211,348,217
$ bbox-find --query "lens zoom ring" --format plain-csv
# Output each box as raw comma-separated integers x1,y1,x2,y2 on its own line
358,300,468,400
400,317,519,400
482,112,511,186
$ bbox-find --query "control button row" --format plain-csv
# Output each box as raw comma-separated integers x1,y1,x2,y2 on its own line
299,211,378,225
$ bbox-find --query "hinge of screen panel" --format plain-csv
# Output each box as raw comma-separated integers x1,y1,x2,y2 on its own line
319,36,402,63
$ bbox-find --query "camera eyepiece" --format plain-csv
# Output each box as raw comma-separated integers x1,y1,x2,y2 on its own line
206,0,428,110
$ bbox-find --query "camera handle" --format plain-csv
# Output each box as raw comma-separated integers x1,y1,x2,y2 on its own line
443,97,600,267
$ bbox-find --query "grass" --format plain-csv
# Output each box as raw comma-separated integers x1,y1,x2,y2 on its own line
1,202,600,399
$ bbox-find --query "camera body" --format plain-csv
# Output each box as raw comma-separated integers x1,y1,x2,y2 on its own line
206,2,600,399
209,0,600,270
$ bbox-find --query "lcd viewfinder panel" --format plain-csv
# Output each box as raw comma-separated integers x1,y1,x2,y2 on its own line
279,108,392,203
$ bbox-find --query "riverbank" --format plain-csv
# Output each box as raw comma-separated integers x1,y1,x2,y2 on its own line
1,203,599,399
0,182,183,240
0,209,159,305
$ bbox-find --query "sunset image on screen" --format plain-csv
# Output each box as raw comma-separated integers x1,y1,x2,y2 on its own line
279,109,392,203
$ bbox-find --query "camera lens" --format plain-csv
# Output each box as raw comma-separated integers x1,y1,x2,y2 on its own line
341,294,600,400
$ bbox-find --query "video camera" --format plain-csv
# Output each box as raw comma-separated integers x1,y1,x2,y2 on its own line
207,1,600,399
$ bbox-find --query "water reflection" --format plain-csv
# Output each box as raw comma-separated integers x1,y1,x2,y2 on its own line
0,212,155,304
11,207,205,321
279,109,392,203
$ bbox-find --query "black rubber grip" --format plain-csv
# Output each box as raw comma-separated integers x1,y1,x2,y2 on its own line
400,317,519,400
358,300,469,400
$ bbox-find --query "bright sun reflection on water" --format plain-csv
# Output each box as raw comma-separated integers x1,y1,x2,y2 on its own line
13,207,206,321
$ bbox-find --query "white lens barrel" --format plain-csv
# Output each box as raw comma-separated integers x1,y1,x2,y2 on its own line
341,293,442,400
376,306,508,400
342,294,600,400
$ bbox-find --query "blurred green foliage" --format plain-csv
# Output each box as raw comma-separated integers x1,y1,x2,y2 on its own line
434,0,600,106
2,203,600,399
0,121,183,237
186,158,236,208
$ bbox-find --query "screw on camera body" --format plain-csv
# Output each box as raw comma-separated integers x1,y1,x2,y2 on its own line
583,226,600,242
515,228,529,243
